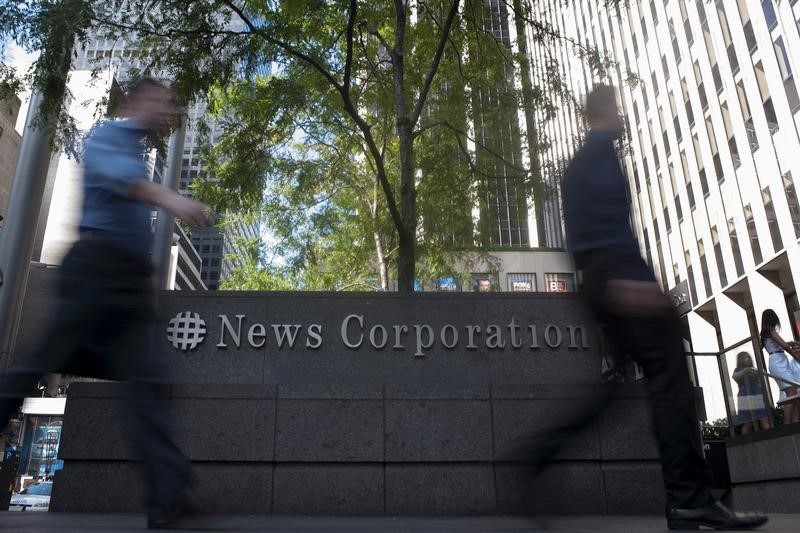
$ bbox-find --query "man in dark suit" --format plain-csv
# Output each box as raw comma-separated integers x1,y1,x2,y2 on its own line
555,84,766,530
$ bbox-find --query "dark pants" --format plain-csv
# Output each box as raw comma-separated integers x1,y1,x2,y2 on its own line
520,251,714,511
0,240,191,514
582,251,713,510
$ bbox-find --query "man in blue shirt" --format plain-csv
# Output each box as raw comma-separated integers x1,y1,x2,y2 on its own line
0,77,208,528
538,85,766,530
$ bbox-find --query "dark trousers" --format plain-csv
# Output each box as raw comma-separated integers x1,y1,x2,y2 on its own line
577,251,714,510
0,240,191,513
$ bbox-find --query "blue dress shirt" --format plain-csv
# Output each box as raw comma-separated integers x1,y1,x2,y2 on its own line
79,119,153,261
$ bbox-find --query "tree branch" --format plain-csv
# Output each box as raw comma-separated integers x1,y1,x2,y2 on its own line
411,0,460,127
343,0,357,89
221,0,344,92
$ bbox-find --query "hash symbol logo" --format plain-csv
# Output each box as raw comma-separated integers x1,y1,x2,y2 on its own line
166,311,207,351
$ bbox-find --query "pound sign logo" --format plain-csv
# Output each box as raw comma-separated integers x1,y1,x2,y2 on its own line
166,311,207,351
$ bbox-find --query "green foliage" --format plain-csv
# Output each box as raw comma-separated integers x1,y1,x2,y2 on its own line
0,0,95,149
3,0,628,291
701,418,731,440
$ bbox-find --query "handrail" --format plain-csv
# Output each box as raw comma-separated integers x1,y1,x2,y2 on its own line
757,369,800,389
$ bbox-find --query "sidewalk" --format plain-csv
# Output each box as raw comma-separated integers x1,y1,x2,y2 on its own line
0,513,797,532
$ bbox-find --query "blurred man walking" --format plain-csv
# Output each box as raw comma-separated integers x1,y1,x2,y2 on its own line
529,84,767,530
0,77,207,529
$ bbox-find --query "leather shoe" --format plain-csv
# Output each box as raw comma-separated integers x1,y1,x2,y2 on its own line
666,501,768,530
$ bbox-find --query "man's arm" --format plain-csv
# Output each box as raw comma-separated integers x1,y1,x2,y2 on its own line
130,179,209,226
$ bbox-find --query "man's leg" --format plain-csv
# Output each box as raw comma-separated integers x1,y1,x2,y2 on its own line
101,284,192,520
603,311,713,510
0,263,92,427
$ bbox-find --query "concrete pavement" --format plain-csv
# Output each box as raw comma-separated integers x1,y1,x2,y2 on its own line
0,513,797,532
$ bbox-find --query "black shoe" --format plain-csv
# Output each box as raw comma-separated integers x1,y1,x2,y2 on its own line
666,501,768,530
147,497,196,530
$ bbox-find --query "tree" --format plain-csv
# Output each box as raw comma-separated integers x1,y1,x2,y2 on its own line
2,0,625,291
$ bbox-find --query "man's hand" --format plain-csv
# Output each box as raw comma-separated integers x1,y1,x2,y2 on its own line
130,179,210,226
164,194,209,226
604,279,673,317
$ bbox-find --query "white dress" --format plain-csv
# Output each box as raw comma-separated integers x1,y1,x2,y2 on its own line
766,337,800,391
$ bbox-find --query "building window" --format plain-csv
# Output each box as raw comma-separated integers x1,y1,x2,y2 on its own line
209,271,219,281
201,258,209,267
711,64,723,94
686,252,699,305
773,37,800,112
641,16,648,41
728,218,745,278
201,245,210,253
727,44,740,74
436,277,460,292
712,227,728,288
544,273,575,293
743,21,758,52
763,187,784,252
210,258,220,267
211,244,221,253
762,0,778,30
729,137,741,169
699,168,710,197
472,273,499,292
744,204,763,265
783,172,800,239
675,194,683,221
699,246,712,296
713,153,724,184
763,98,779,133
507,273,536,292
687,182,696,210
696,0,707,23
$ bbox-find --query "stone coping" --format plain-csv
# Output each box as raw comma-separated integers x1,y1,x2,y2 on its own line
726,423,800,448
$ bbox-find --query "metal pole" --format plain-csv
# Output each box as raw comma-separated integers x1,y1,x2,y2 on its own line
0,91,57,372
151,115,187,289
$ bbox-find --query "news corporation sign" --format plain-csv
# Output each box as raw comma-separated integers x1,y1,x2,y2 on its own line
165,310,591,356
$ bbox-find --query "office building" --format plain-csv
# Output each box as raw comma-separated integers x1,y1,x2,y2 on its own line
0,94,22,227
525,0,800,422
32,28,265,288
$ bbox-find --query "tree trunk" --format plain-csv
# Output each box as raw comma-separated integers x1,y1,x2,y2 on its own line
397,129,416,292
512,0,548,247
393,1,416,292
371,179,390,291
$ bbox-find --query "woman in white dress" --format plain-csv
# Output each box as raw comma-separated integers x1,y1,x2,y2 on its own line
761,309,800,424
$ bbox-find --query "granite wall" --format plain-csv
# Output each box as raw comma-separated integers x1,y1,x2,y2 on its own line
15,282,665,515
727,425,800,513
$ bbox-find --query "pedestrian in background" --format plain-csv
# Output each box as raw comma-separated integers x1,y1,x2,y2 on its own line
732,352,771,433
761,308,800,424
0,77,207,529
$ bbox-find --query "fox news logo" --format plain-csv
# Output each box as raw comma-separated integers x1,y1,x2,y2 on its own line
166,311,207,351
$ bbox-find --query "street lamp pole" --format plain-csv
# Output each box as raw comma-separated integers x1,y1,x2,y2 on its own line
151,115,187,289
0,90,59,372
